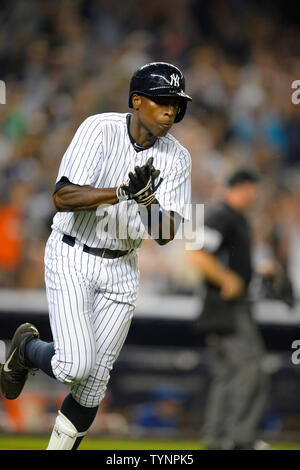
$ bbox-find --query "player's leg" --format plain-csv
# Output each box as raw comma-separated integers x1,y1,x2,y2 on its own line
44,239,136,449
24,338,55,378
47,392,99,450
47,243,138,449
60,292,135,449
71,294,134,407
1,234,97,400
54,250,138,450
14,233,100,449
44,233,98,385
47,296,134,450
41,280,100,450
12,282,95,387
44,240,104,449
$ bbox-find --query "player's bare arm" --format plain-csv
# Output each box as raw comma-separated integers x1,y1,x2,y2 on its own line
54,183,178,244
53,184,119,212
54,182,177,245
53,155,179,244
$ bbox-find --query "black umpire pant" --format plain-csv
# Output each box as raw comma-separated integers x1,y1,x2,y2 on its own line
202,302,268,448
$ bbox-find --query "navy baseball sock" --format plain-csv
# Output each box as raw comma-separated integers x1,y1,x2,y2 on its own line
25,338,55,378
61,393,99,450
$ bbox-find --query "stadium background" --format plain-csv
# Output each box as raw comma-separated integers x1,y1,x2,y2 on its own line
0,0,299,449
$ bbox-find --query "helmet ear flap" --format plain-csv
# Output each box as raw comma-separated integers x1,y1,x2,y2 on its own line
174,100,187,123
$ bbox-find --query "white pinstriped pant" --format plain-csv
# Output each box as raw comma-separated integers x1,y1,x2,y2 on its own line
44,230,139,407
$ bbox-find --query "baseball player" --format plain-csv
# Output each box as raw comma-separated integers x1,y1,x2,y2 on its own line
0,62,192,450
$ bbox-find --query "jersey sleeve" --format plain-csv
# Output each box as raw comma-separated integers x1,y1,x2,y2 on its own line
155,149,191,220
56,116,103,186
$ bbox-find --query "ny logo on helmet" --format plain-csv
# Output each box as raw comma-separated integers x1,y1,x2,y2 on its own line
170,74,180,88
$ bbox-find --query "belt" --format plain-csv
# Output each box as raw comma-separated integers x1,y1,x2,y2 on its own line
62,234,130,259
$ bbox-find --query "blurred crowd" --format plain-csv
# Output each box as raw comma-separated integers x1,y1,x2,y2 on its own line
0,0,299,299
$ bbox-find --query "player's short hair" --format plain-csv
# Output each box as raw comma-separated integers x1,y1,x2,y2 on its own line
226,169,260,188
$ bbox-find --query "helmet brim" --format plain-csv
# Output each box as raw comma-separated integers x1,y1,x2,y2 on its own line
129,89,192,108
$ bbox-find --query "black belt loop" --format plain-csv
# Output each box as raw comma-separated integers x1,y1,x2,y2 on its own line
62,234,75,247
62,234,130,259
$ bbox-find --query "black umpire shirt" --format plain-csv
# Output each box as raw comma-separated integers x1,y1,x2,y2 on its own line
198,201,253,333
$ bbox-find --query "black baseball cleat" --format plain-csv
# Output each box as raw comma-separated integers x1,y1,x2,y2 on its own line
0,323,39,400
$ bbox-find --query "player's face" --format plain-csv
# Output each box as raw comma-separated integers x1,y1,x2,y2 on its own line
134,95,181,137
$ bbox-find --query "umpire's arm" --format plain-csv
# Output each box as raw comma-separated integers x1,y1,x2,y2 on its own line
188,249,244,299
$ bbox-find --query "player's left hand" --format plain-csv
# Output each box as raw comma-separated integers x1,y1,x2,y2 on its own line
117,157,160,206
127,157,160,192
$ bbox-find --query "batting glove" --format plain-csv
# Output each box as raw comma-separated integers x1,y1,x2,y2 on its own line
116,157,160,207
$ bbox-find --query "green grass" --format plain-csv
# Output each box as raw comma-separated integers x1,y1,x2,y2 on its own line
0,436,203,450
0,435,300,450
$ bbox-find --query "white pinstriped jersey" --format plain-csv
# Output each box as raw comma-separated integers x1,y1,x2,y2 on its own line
52,112,191,250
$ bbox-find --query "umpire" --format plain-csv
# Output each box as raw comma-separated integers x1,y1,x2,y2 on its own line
189,169,268,450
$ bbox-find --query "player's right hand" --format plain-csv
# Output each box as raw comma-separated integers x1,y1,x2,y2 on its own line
220,270,245,300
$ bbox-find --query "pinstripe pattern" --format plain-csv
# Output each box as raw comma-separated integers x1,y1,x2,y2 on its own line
45,111,191,407
45,230,138,407
52,113,191,249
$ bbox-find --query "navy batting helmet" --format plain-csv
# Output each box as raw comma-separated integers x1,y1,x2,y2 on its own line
128,62,192,123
